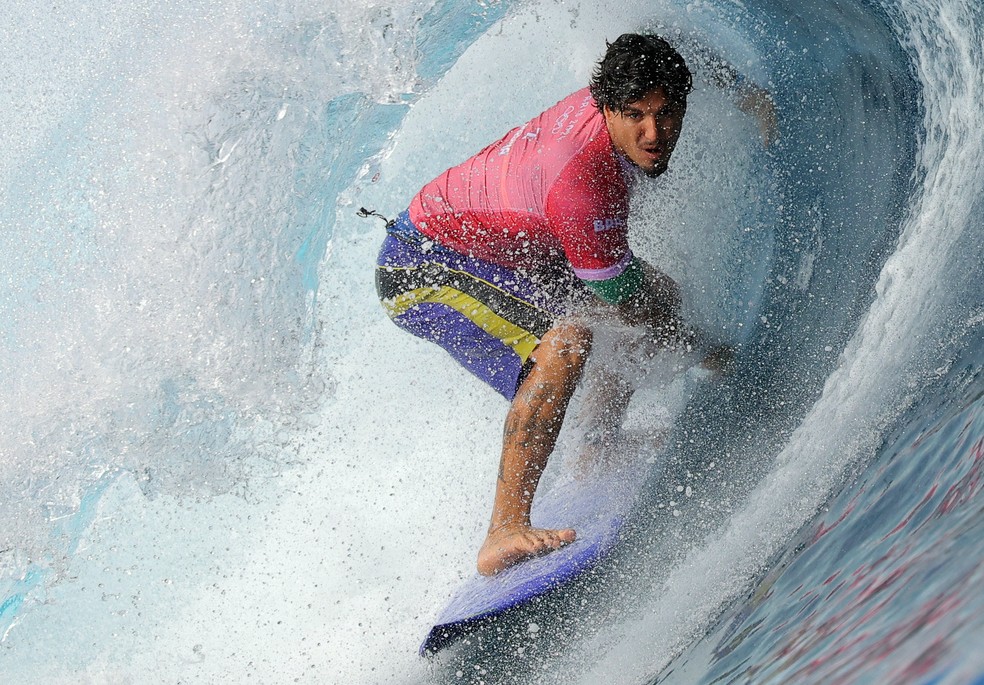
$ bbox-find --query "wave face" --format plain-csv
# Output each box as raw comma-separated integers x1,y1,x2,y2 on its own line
0,0,981,683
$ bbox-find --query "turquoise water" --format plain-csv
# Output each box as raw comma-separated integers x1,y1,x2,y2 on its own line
1,0,981,682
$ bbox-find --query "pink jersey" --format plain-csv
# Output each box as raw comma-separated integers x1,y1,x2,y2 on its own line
408,88,636,283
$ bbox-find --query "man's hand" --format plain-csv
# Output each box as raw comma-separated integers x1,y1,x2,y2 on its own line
700,344,736,376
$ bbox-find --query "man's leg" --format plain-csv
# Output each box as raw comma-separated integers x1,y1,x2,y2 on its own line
570,365,635,475
477,322,592,576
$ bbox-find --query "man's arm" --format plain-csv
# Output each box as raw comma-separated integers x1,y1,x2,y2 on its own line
683,41,778,147
611,258,703,349
618,261,737,374
732,79,778,148
584,256,733,371
612,258,679,326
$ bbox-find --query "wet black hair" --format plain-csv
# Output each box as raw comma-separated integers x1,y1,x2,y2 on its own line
589,33,693,113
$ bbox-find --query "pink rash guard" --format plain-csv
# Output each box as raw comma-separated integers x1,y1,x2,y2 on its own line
408,88,637,285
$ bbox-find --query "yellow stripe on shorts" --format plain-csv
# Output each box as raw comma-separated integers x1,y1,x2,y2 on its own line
383,285,541,364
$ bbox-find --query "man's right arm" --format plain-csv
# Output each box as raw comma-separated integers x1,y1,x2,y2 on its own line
687,42,778,147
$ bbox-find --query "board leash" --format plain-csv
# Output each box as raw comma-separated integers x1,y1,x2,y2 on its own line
357,207,396,229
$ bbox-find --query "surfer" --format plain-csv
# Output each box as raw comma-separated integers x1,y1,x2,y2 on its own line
376,33,776,576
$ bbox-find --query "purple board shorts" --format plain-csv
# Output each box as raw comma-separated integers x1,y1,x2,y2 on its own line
376,212,585,400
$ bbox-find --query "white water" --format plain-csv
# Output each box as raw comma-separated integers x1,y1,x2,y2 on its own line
2,0,980,682
1,0,441,679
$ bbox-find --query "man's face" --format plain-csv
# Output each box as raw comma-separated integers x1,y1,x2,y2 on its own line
603,87,687,177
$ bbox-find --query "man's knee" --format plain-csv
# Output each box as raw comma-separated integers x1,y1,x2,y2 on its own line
534,323,593,375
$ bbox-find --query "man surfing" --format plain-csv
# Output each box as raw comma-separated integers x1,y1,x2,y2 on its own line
376,33,775,576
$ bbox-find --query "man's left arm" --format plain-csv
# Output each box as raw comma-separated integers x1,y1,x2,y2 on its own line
607,257,699,350
585,256,734,372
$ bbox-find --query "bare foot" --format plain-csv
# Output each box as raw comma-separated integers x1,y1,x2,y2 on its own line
477,523,576,576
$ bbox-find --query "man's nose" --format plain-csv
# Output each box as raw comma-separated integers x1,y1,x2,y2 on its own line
640,116,659,142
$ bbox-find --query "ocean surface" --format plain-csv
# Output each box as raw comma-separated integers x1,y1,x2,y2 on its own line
1,0,981,683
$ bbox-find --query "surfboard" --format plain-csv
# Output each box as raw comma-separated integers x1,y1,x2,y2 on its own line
420,440,653,655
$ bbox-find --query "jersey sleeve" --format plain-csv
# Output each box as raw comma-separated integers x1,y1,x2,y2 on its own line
545,136,642,304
